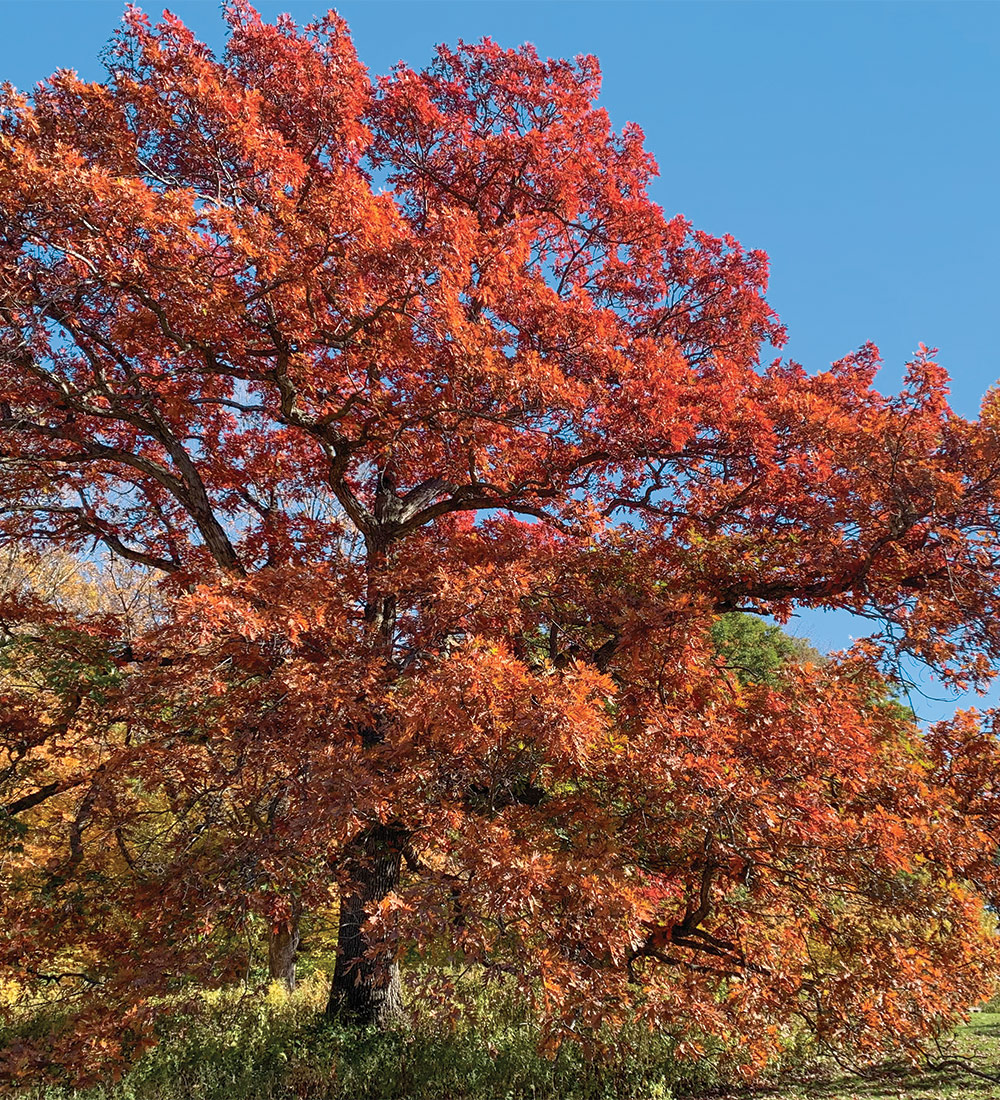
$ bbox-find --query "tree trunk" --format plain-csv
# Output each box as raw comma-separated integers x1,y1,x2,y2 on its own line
327,512,407,1026
326,824,407,1027
268,898,301,991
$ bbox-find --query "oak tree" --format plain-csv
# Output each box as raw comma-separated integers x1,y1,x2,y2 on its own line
4,3,1000,1081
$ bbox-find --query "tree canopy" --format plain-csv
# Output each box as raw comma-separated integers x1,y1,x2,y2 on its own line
3,4,1000,1083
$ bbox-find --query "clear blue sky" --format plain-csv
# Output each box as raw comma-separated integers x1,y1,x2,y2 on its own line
1,1,998,720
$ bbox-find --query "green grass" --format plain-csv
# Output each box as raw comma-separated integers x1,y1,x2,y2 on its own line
11,976,1000,1100
14,975,698,1100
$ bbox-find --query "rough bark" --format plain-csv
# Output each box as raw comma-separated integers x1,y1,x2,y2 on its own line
267,898,301,991
326,823,407,1027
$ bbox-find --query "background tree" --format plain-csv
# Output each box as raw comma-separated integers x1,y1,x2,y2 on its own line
710,612,822,687
3,3,1000,1081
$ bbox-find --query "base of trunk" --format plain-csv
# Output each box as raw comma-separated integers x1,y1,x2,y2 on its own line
326,956,406,1027
326,824,408,1028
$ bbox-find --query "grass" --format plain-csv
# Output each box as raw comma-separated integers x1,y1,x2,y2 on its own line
10,973,1000,1100
716,1013,1000,1100
14,974,698,1100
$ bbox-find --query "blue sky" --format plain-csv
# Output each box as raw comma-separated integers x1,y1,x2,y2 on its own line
1,1,998,719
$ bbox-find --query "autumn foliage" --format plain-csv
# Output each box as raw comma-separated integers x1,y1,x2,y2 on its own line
4,3,1000,1085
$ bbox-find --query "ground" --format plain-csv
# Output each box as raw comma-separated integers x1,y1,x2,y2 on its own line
715,1013,1000,1100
